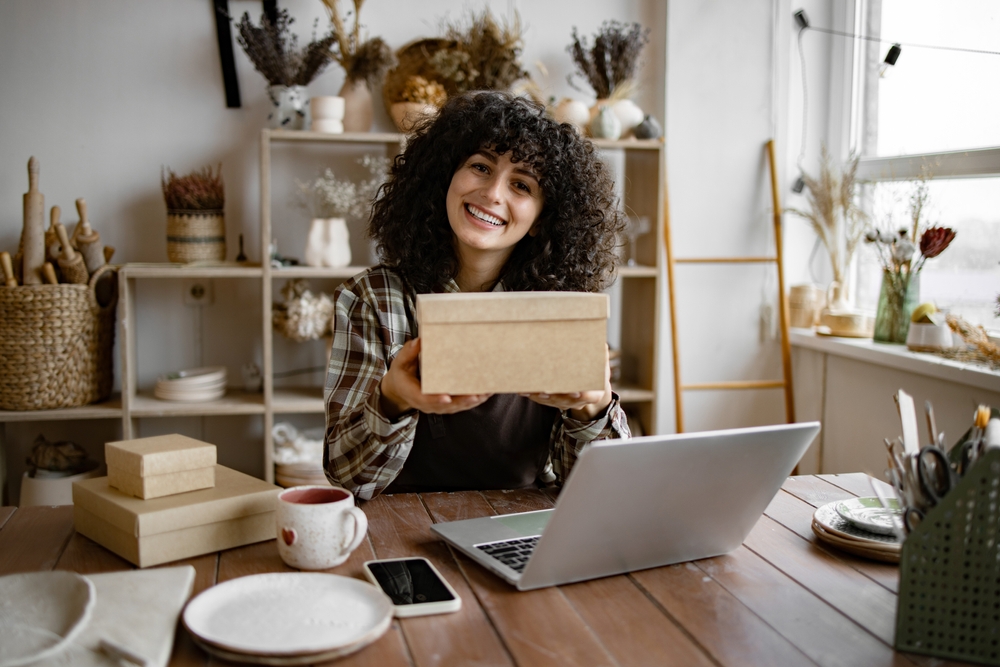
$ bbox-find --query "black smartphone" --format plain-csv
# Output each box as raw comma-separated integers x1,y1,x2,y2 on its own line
363,557,461,617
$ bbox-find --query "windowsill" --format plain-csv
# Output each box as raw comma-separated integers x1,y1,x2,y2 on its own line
789,328,1000,393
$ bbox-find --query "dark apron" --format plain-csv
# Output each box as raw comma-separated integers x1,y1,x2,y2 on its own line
384,394,560,493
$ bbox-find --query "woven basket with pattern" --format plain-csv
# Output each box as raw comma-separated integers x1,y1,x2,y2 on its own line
167,210,226,263
0,265,118,410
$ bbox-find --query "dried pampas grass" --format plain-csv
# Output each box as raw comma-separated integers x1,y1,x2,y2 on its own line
942,314,1000,371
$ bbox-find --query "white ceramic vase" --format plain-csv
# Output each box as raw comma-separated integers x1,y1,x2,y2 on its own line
612,99,644,137
305,218,351,268
338,79,373,133
268,85,310,130
589,105,622,140
554,98,590,133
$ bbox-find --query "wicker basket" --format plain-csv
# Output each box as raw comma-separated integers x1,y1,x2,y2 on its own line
166,209,226,263
0,265,118,411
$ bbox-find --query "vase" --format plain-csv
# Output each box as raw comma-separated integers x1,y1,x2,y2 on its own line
612,99,644,137
338,79,373,133
304,218,351,268
166,210,225,262
310,95,345,134
554,98,590,133
390,102,436,133
873,270,919,344
268,85,310,130
589,104,622,140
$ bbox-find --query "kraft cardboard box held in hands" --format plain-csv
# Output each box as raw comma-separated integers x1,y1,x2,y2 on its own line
416,292,609,395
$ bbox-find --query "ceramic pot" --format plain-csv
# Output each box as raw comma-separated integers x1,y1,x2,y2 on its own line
310,96,345,134
390,102,436,133
268,85,310,130
554,98,590,133
338,79,373,133
633,114,662,140
612,99,644,137
590,105,622,140
304,218,351,268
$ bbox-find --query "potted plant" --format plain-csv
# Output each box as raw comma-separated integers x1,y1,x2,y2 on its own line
236,9,338,129
295,156,389,268
567,20,650,138
162,165,226,263
320,0,396,132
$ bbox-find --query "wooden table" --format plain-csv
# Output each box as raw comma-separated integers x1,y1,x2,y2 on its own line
0,474,976,666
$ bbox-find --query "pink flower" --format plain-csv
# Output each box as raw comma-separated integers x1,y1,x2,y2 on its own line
919,227,956,259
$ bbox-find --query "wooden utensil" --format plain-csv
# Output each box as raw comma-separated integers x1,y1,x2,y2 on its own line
0,251,17,286
55,222,88,284
41,262,59,284
74,198,106,273
103,245,115,263
46,205,64,266
21,156,46,285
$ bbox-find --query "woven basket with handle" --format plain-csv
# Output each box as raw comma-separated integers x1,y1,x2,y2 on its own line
0,265,118,410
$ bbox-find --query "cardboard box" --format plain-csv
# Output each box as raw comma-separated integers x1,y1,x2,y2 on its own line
72,465,280,567
105,434,217,499
417,292,609,395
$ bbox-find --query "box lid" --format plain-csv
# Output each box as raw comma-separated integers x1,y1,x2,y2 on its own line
72,465,279,537
105,434,216,477
417,292,609,324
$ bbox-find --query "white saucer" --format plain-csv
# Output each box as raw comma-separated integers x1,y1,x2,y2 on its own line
157,366,227,388
183,573,392,657
813,502,900,548
834,497,901,536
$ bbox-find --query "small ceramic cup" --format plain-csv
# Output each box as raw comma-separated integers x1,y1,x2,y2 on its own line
276,485,368,570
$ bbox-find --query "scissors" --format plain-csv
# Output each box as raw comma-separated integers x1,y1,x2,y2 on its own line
915,445,956,507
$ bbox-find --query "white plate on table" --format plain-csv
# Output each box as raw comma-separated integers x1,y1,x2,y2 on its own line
183,573,392,658
834,497,902,536
0,571,96,667
813,502,901,548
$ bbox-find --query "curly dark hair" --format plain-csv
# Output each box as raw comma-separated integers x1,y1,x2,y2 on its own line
369,91,626,294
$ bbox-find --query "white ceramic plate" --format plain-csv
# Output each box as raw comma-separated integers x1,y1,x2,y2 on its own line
834,497,901,536
183,573,393,657
813,502,901,548
157,366,227,387
0,571,96,667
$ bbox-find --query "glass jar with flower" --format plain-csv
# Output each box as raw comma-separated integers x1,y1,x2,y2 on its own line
295,156,389,268
865,181,956,343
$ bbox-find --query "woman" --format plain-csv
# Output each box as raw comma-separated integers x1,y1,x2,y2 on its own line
324,91,630,500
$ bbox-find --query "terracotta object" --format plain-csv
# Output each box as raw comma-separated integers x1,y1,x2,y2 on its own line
339,79,373,133
21,157,45,285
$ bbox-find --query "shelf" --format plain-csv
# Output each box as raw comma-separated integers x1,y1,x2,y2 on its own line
0,395,122,422
265,129,404,144
121,263,263,279
129,390,265,417
616,265,658,278
272,387,325,414
591,137,664,150
270,266,369,280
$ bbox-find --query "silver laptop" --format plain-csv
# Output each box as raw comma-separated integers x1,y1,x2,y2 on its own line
431,421,820,590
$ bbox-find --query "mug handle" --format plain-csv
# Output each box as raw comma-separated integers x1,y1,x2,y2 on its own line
341,506,368,555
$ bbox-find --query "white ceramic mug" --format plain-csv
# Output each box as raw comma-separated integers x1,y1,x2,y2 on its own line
276,485,368,570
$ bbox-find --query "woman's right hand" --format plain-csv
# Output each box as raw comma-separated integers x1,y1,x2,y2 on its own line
379,338,492,419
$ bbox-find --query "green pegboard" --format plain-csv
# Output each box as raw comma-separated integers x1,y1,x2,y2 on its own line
895,447,1000,665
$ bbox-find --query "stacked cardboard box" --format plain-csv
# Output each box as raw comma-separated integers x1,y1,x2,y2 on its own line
72,435,280,568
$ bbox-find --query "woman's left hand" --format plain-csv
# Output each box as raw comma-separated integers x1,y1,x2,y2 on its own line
520,347,613,421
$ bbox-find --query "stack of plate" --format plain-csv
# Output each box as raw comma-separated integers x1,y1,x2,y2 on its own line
275,461,331,488
183,573,393,665
154,366,227,402
811,498,902,563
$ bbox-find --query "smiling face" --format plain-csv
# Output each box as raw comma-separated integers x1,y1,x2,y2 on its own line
445,149,544,277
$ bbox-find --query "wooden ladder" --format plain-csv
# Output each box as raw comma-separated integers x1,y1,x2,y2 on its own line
663,139,795,432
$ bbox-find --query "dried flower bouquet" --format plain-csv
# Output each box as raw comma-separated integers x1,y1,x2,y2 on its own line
320,0,396,87
567,20,650,99
236,9,337,87
295,155,390,220
162,165,224,211
430,8,528,94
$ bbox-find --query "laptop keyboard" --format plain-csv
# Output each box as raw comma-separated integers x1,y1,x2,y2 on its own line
475,536,541,573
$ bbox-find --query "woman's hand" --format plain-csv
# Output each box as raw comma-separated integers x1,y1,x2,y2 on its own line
380,338,492,419
521,346,613,421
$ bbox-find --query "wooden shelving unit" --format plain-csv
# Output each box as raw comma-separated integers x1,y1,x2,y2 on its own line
1,130,666,486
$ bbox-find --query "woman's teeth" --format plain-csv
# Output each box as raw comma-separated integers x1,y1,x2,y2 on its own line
467,205,505,226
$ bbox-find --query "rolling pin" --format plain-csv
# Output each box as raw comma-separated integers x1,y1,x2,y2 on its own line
41,262,59,285
1,252,16,286
74,198,106,273
21,157,45,285
45,205,63,266
55,222,88,284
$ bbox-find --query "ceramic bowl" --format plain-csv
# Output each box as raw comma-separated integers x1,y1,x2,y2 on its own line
906,322,954,351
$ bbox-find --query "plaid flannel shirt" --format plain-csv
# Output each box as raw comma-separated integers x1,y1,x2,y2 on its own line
323,265,631,500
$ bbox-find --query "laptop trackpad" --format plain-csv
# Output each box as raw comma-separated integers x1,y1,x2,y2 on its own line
492,510,553,537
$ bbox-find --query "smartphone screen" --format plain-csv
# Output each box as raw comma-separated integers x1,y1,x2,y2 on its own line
365,558,456,606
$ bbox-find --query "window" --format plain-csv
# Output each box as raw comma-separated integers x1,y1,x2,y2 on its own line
850,0,1000,332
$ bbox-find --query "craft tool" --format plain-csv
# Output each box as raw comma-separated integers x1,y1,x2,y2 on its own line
41,262,58,284
74,198,106,273
55,222,88,284
45,205,63,266
21,156,45,285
